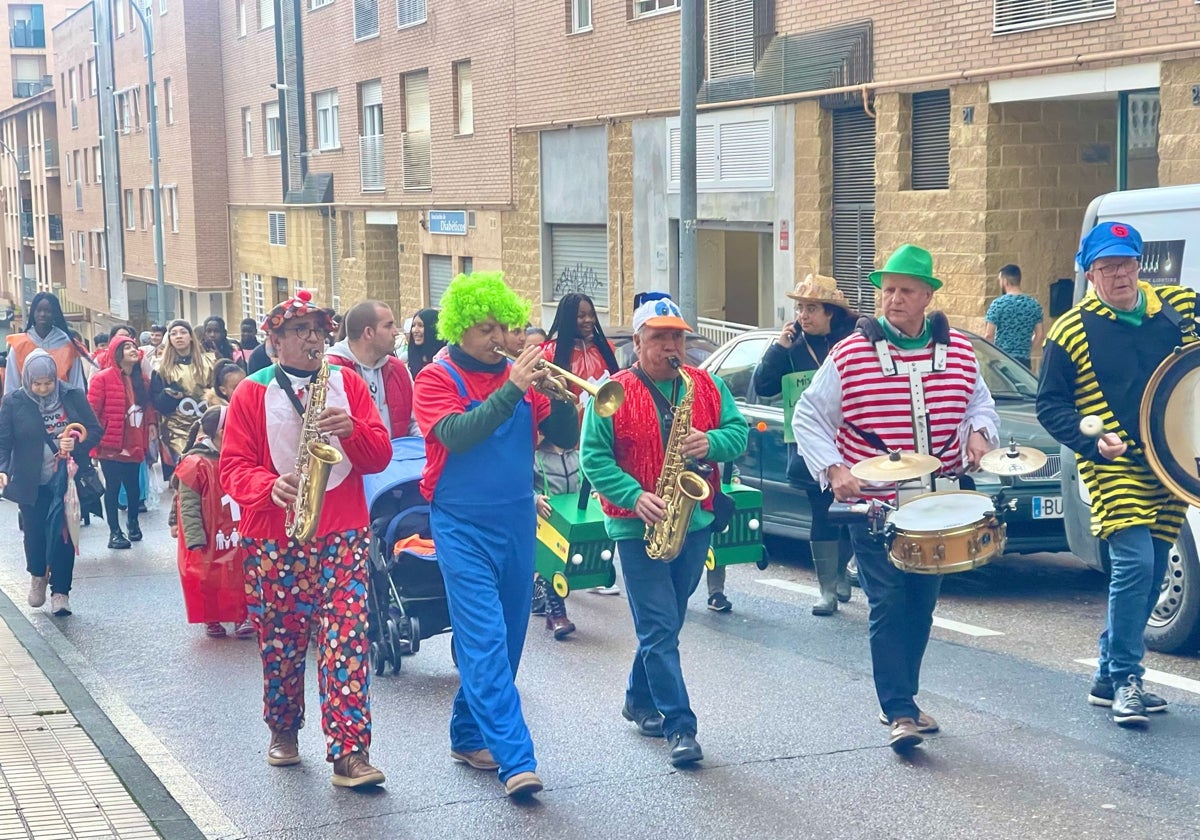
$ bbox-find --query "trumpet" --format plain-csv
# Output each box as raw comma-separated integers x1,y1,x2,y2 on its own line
494,346,626,418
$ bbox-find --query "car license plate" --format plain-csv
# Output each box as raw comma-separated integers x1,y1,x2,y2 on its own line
1032,496,1063,519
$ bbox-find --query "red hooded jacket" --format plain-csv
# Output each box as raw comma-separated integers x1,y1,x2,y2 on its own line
87,335,155,462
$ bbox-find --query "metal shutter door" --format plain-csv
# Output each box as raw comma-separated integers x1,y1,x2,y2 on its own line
832,108,876,315
427,254,453,306
911,90,950,190
550,225,608,303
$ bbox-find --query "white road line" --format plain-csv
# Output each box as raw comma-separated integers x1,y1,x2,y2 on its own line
755,578,1005,638
0,573,244,840
1075,658,1200,696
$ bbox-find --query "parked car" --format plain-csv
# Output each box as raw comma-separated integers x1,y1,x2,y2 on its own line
700,328,1070,555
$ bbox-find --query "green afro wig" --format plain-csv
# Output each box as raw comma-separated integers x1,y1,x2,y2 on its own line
437,271,532,344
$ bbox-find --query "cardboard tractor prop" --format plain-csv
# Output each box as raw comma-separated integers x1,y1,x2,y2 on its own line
708,481,767,571
536,489,617,598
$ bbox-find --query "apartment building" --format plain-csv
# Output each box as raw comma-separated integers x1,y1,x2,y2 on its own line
0,2,78,112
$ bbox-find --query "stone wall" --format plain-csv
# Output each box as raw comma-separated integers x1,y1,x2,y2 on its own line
608,122,636,325
230,207,330,323
793,101,833,281
1158,58,1200,187
501,131,541,308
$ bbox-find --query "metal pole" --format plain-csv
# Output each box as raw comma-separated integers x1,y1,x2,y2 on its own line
678,0,699,328
131,2,166,320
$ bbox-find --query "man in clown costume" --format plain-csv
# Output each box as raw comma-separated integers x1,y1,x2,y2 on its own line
220,290,392,788
413,272,578,799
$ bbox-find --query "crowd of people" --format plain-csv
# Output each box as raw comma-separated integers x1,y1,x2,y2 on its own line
0,219,1188,796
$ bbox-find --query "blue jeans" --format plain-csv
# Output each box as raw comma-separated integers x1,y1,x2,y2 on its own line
850,524,942,722
1096,526,1169,688
618,528,710,740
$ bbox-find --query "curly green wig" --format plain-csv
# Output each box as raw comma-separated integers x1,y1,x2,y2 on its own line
437,271,532,344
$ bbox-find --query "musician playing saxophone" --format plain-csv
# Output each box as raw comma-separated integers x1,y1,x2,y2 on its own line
220,291,392,788
580,296,747,768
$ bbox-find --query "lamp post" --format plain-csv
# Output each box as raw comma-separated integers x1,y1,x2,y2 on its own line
678,0,699,329
128,2,166,321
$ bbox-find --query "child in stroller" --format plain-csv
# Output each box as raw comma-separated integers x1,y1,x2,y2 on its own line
364,437,452,675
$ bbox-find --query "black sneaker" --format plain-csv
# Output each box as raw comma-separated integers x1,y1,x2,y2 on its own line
1089,677,1168,713
127,524,143,542
707,592,733,612
108,531,132,550
1111,676,1149,726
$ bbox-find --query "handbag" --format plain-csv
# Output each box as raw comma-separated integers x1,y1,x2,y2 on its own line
74,463,106,513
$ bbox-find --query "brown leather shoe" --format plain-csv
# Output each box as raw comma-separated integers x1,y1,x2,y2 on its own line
504,771,543,798
451,748,500,770
888,717,924,752
878,710,940,733
546,613,576,640
267,729,300,767
332,751,385,788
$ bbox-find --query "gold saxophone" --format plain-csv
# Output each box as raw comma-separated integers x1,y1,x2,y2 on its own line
645,359,713,561
284,353,344,542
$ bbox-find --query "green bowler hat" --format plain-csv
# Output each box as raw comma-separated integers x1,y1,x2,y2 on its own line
868,243,943,291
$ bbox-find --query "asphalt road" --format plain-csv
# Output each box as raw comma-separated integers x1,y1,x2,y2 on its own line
4,497,1200,840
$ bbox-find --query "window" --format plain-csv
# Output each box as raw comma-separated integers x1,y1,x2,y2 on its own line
241,274,252,323
64,152,72,184
79,232,87,264
633,0,678,16
712,336,773,403
268,211,287,245
119,92,132,133
993,0,1115,35
910,89,950,191
572,0,591,31
667,108,773,191
460,256,473,275
311,0,333,7
97,232,107,268
453,61,473,135
124,190,135,230
165,187,179,233
315,90,339,150
94,147,102,182
402,70,431,190
359,80,384,191
427,254,453,305
69,230,75,264
242,107,253,157
397,0,426,29
253,275,265,319
162,0,168,13
132,88,142,130
354,0,379,39
139,189,149,230
115,0,126,35
706,0,755,79
264,102,280,155
548,225,608,303
164,78,174,124
259,0,274,29
236,0,247,36
73,151,81,187
88,59,97,96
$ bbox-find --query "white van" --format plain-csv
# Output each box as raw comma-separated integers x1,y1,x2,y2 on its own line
1063,184,1200,654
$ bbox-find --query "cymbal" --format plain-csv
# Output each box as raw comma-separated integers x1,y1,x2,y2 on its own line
850,451,942,482
979,445,1048,476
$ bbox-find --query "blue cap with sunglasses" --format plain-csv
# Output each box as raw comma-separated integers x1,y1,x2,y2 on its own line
1076,221,1143,271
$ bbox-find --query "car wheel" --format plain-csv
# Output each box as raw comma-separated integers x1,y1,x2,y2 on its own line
1145,522,1200,654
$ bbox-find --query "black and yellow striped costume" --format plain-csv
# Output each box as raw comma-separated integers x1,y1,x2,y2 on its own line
1037,281,1196,542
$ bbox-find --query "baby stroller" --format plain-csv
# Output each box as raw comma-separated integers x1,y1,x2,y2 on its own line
364,437,452,675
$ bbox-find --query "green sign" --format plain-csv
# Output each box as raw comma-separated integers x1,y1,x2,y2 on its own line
781,370,815,444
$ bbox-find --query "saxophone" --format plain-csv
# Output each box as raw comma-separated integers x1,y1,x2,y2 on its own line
284,354,344,542
645,359,713,561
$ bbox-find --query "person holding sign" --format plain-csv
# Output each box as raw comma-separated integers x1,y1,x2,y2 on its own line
752,273,857,616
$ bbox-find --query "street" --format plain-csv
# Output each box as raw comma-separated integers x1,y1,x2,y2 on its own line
4,498,1200,840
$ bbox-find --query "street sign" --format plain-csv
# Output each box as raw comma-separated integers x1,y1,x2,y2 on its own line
427,210,467,236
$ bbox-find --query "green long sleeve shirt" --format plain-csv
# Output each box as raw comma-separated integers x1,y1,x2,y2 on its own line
580,373,748,541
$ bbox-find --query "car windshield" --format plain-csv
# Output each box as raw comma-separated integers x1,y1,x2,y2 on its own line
969,337,1039,400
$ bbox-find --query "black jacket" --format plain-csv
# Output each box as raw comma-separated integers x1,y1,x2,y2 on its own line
0,387,101,506
752,318,856,398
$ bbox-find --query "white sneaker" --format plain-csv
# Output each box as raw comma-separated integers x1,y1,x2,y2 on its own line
50,594,71,617
590,584,621,596
27,576,48,608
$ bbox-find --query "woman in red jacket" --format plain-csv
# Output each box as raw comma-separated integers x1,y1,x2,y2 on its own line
88,335,155,549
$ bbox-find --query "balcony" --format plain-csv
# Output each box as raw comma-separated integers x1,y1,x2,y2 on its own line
359,134,385,192
401,131,431,191
9,22,46,49
13,78,49,98
48,214,62,242
19,212,32,239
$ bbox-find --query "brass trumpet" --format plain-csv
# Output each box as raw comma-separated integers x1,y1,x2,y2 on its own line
494,347,626,418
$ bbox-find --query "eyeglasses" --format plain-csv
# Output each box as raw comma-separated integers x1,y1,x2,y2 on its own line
1092,259,1139,279
283,325,324,339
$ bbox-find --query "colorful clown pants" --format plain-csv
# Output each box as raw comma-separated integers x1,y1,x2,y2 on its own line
243,529,371,761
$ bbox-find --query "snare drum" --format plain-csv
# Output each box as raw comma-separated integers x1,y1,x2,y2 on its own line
887,491,1005,575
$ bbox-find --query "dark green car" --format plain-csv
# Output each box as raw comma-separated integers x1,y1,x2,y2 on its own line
700,328,1069,554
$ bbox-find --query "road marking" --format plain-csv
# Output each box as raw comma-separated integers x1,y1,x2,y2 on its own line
0,573,244,840
1075,658,1200,696
755,578,1005,637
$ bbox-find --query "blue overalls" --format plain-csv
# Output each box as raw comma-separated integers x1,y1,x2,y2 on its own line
430,360,538,782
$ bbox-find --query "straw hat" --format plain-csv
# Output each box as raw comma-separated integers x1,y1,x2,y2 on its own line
786,273,854,313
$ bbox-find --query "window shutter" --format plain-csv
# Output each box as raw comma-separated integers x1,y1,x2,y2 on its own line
427,254,454,305
268,211,287,246
706,0,756,79
832,108,876,316
549,225,608,303
993,0,1115,35
397,0,426,28
361,79,382,108
354,0,379,40
911,90,950,191
717,118,770,183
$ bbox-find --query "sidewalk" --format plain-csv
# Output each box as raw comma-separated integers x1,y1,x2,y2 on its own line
0,592,201,840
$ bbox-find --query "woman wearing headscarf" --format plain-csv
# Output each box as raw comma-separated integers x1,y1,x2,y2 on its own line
4,292,92,395
88,334,156,549
406,308,445,380
0,350,101,616
151,320,215,482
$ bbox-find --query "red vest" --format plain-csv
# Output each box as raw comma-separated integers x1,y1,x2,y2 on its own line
325,351,414,438
599,366,722,520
